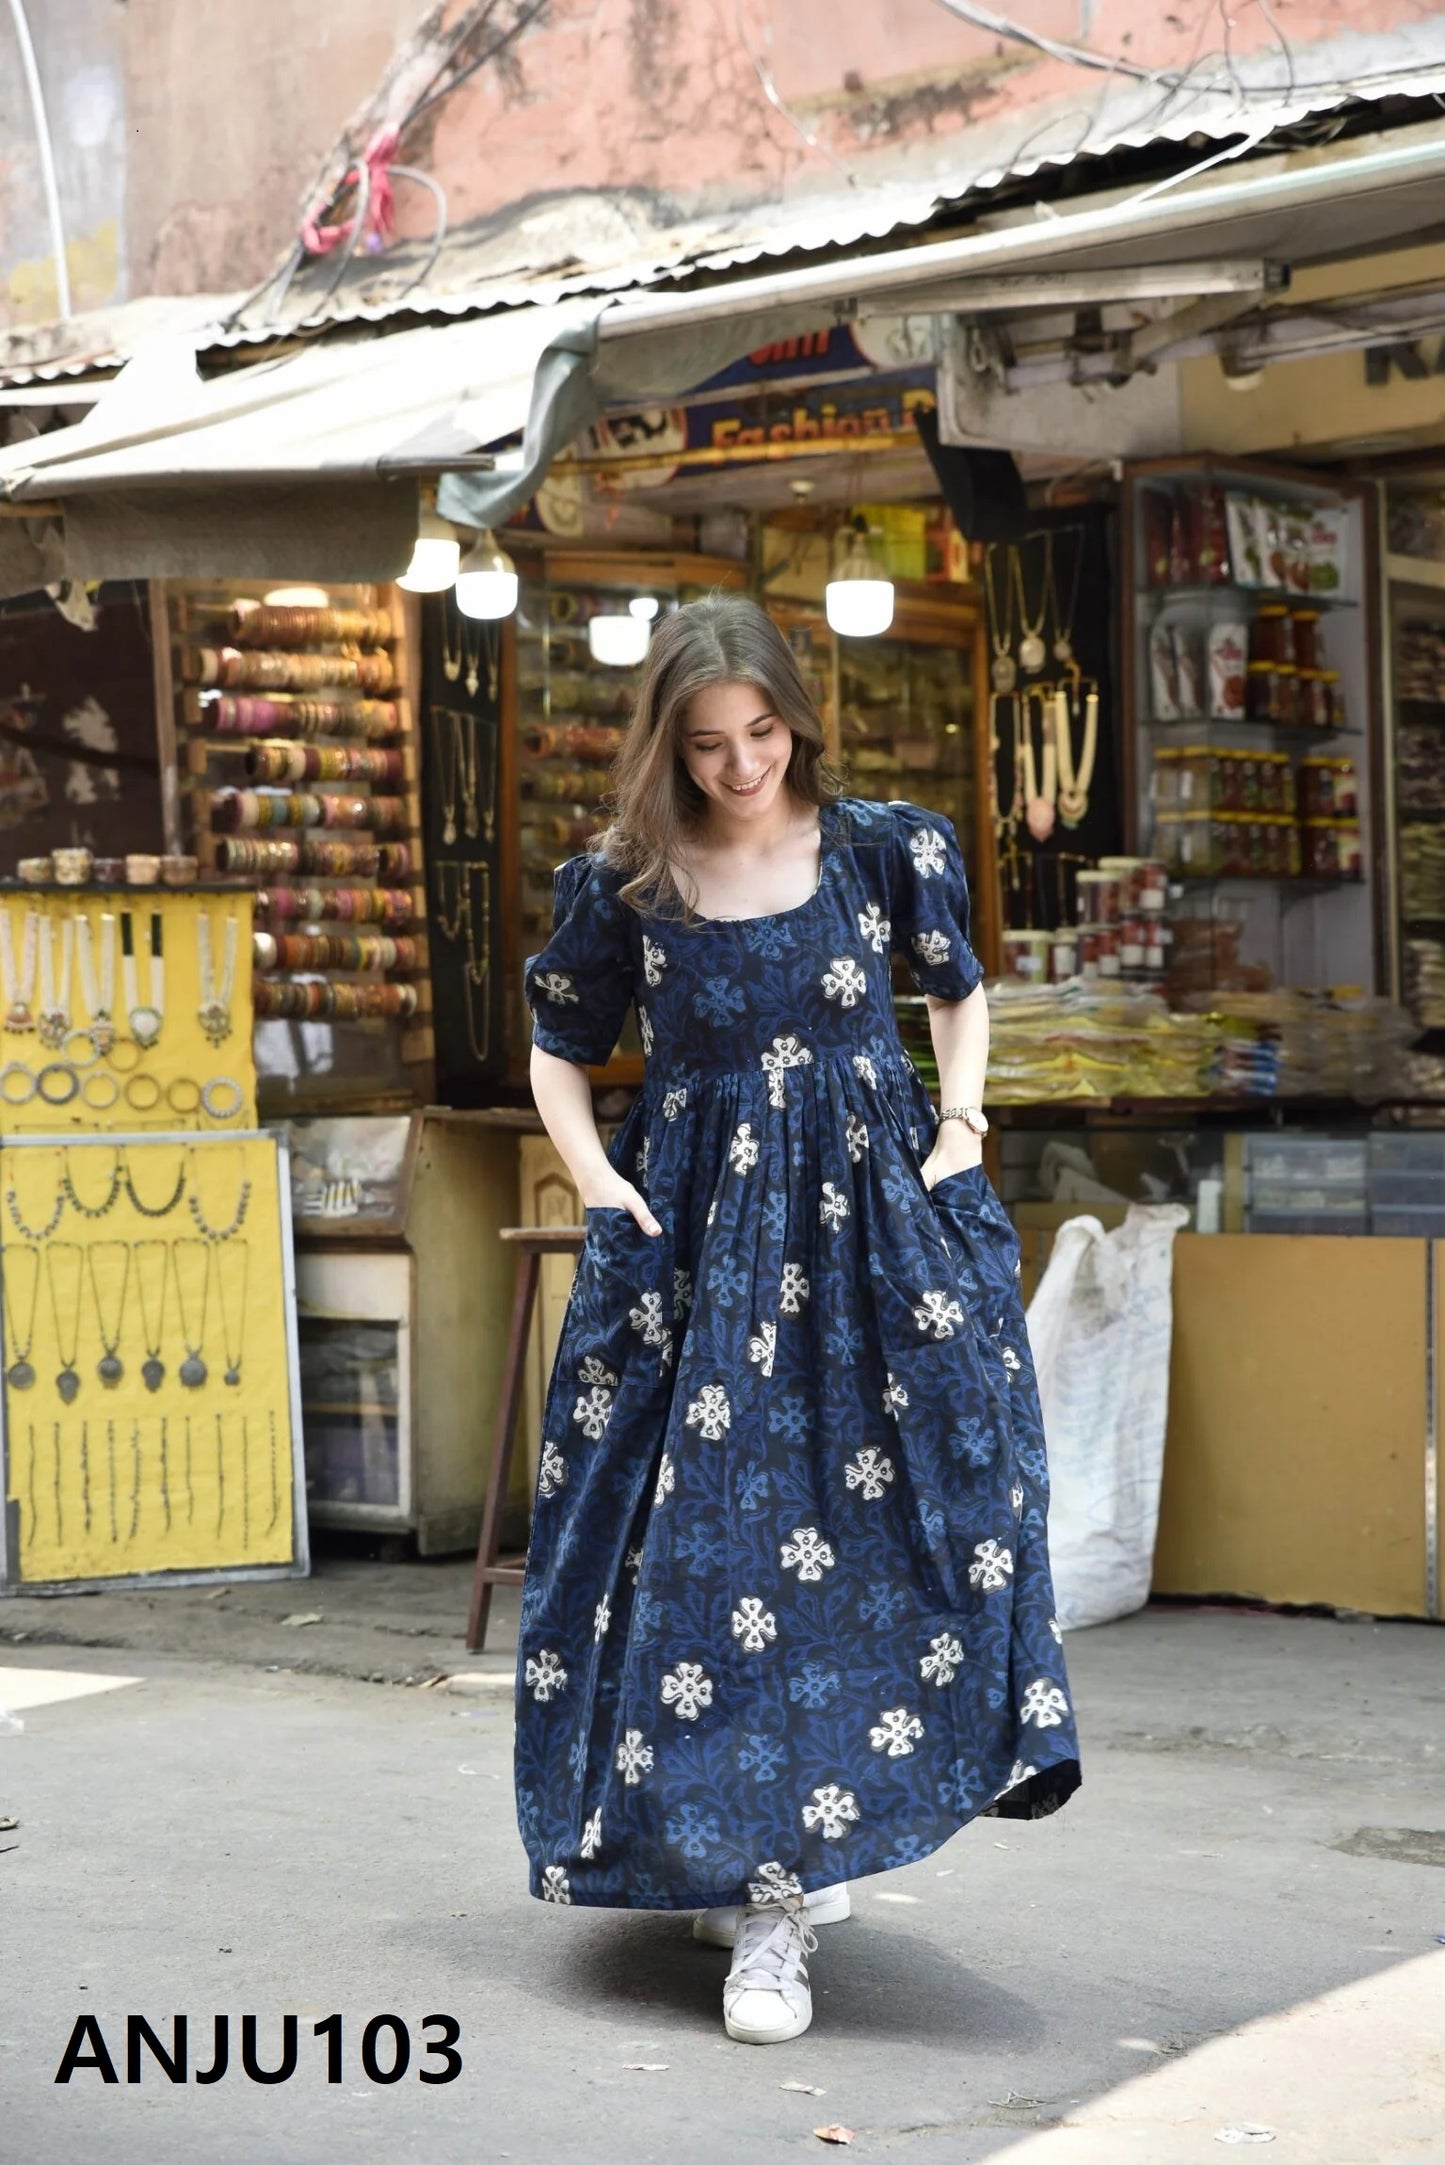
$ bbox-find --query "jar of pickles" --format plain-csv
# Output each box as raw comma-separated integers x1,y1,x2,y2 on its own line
1299,755,1358,818
1000,929,1051,981
1075,868,1122,924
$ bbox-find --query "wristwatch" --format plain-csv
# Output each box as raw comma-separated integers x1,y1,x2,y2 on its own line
939,1104,989,1137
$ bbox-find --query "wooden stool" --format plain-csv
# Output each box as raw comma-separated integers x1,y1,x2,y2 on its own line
465,1224,586,1653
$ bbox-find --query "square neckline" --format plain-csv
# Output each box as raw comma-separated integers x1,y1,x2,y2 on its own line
681,800,842,929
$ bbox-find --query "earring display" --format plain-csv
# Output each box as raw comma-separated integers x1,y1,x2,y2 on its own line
0,1133,305,1591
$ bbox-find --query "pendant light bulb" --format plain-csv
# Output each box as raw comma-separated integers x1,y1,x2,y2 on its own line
825,515,895,638
454,528,519,620
587,612,651,667
398,504,460,593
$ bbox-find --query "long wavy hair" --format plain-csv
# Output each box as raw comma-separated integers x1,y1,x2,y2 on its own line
591,592,844,921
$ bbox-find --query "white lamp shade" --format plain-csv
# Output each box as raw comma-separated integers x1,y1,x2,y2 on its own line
262,585,331,607
397,506,460,593
629,594,660,620
454,530,519,619
825,576,895,637
588,612,651,667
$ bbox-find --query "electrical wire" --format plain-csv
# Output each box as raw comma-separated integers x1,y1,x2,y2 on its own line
734,0,858,185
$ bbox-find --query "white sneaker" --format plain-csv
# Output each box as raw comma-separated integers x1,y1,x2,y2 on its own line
723,1899,818,2044
694,1882,850,1948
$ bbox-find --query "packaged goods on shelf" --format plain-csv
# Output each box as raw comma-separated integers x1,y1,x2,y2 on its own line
1397,722,1445,811
1180,991,1415,1099
983,982,1211,1102
1394,616,1445,700
1400,824,1445,919
1404,937,1445,1029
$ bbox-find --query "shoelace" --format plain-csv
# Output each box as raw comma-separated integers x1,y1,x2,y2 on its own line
728,1903,820,1995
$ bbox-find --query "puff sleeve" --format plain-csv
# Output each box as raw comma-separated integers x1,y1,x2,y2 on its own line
523,853,636,1066
886,800,985,1000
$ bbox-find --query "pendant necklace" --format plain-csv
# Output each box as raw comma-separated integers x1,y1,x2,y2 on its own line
473,716,497,842
433,706,460,845
171,1238,212,1389
6,1150,64,1242
458,712,481,840
187,1149,251,1241
1046,526,1085,665
440,592,463,683
75,911,117,1053
44,1240,85,1403
0,907,39,1033
3,1243,41,1391
1055,680,1100,829
984,544,1017,693
1019,689,1058,843
197,912,238,1046
1014,546,1049,676
36,916,73,1049
86,1242,131,1388
121,912,165,1050
133,1238,169,1392
61,1147,123,1219
460,613,481,700
214,1237,249,1387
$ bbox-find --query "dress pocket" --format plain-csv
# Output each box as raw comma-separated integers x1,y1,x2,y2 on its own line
560,1207,676,1412
928,1165,1021,1337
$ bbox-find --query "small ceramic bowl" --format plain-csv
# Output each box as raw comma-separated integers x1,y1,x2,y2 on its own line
125,853,160,886
159,853,198,888
17,855,52,883
92,857,126,885
53,846,93,886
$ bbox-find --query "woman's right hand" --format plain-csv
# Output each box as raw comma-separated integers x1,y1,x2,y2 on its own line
578,1172,662,1236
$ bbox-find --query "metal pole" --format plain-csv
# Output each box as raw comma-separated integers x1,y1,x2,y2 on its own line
6,0,71,321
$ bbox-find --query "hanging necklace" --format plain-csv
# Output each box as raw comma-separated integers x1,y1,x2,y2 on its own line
1046,526,1085,665
459,613,481,700
74,911,117,1052
123,1146,186,1218
6,1150,64,1242
197,912,239,1046
1055,680,1100,829
133,1238,169,1392
984,545,1017,694
45,1240,84,1403
435,861,492,1063
440,592,463,683
458,712,481,840
3,1243,41,1391
61,1147,123,1219
214,1238,250,1387
171,1239,211,1389
187,1149,251,1242
432,705,460,846
37,916,73,1050
1019,689,1058,844
0,908,39,1033
121,911,165,1050
86,1241,131,1389
1013,545,1049,676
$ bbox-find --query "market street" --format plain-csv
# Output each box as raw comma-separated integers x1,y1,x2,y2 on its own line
2,1599,1441,2164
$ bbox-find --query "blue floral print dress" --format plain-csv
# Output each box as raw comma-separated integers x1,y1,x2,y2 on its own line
517,796,1080,1911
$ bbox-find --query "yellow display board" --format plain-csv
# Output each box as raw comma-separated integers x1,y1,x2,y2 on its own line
0,1131,307,1590
0,889,255,1136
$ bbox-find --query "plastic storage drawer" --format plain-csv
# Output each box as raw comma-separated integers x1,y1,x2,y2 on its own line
1371,1205,1445,1238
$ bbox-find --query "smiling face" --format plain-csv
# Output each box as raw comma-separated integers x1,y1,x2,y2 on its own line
679,679,795,825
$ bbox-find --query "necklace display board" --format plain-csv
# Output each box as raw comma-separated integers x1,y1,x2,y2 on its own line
421,590,504,1088
165,581,432,1115
0,1129,307,1592
0,887,255,1133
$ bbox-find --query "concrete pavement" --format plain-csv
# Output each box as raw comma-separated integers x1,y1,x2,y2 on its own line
0,1603,1441,2163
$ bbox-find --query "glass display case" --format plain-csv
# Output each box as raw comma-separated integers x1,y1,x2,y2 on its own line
1382,475,1445,1095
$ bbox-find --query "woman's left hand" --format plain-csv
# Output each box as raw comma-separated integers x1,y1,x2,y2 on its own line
921,1122,984,1190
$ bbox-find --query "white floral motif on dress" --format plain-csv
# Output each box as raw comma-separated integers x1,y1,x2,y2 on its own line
819,1182,849,1234
660,1661,713,1720
822,955,867,1008
778,1263,810,1315
662,1085,688,1120
537,1441,567,1497
637,1005,654,1056
533,970,579,1005
969,1539,1014,1591
635,1135,651,1183
852,1054,878,1088
1050,1616,1064,1644
673,1267,693,1319
729,1122,760,1174
624,1545,644,1586
1010,1482,1025,1516
578,1356,618,1387
909,825,948,879
642,935,667,987
882,1371,909,1417
802,1785,860,1839
1001,1345,1022,1375
593,1595,611,1641
629,1290,671,1353
615,1729,654,1784
749,1860,804,1906
913,928,953,966
920,1632,965,1686
541,1864,572,1902
730,1597,778,1652
747,1321,777,1376
857,902,891,954
998,1759,1036,1796
845,1115,869,1163
914,1288,966,1339
780,1526,836,1582
1020,1679,1070,1728
653,1452,675,1505
869,1706,924,1758
573,1384,614,1439
844,1447,895,1500
525,1649,568,1703
685,1384,731,1441
761,1033,813,1108
579,1809,602,1860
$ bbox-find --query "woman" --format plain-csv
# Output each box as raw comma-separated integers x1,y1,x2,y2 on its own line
518,594,1080,2046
